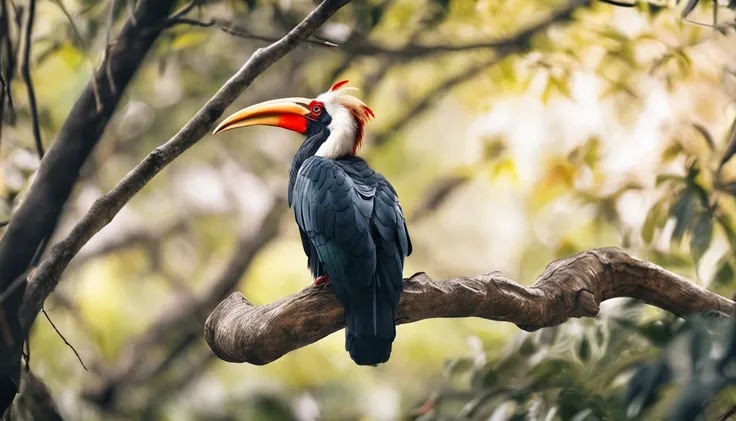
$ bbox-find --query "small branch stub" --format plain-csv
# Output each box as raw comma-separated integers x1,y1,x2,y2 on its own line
204,247,735,365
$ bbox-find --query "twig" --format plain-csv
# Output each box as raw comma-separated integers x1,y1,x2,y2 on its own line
164,17,339,48
167,0,199,22
1,0,17,125
20,0,42,159
336,0,589,59
373,58,496,146
409,174,471,222
165,17,214,28
127,0,137,26
204,247,735,365
719,403,736,421
21,338,29,369
22,0,352,335
41,308,87,371
221,24,338,47
104,0,117,94
82,200,285,409
598,0,636,7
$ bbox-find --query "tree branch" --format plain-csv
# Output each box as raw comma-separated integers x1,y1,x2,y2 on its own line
370,0,587,147
19,0,42,159
0,0,177,323
203,247,734,365
340,0,589,59
0,0,178,414
19,0,351,345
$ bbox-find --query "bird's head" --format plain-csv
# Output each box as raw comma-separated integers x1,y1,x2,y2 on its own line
213,80,374,158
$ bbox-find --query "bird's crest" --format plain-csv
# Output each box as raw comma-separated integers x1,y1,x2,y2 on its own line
320,80,375,153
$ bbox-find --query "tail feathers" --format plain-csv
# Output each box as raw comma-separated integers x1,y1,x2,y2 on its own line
344,282,396,366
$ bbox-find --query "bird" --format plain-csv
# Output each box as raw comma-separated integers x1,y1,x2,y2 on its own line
212,80,412,366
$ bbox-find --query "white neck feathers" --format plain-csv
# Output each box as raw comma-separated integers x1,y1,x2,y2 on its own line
315,98,358,159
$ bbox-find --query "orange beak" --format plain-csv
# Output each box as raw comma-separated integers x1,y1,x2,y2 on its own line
212,97,313,135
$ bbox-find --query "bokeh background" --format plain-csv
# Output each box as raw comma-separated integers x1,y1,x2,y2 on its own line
2,0,736,419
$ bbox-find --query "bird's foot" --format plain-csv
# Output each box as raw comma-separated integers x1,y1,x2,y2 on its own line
313,275,331,287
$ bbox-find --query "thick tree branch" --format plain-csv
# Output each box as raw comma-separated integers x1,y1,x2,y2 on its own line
0,0,176,297
20,0,351,334
204,247,734,365
0,0,177,414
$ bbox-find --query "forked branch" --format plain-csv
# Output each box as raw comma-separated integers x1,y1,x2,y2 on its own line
204,247,734,365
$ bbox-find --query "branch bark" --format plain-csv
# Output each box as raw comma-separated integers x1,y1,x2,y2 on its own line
0,0,176,297
0,1,177,413
204,247,734,365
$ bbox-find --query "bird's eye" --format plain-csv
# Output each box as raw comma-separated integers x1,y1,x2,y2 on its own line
311,105,322,115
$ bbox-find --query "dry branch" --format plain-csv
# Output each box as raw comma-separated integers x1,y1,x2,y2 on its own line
204,247,734,365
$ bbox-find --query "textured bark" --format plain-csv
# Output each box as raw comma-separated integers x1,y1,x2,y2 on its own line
0,1,176,416
204,247,734,365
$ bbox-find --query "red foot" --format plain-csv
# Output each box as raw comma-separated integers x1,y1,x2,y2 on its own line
313,275,331,287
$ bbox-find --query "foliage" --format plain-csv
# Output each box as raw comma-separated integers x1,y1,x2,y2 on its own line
416,303,736,421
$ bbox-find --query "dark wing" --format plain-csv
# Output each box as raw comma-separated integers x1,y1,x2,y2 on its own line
372,176,412,307
292,156,378,303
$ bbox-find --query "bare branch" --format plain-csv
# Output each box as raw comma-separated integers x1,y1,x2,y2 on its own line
105,0,118,94
1,0,17,126
204,247,734,365
221,24,338,47
20,0,351,349
340,0,588,59
82,200,286,410
19,0,42,159
41,308,87,371
598,0,635,7
408,174,470,222
373,58,495,146
719,403,736,421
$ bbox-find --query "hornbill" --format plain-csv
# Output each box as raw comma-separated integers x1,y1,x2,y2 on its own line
212,81,412,366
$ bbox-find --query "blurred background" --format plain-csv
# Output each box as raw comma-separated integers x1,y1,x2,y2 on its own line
2,0,736,419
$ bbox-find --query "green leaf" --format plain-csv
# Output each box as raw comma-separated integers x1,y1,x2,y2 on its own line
578,337,591,362
691,123,715,151
671,191,697,245
642,199,668,244
656,174,685,186
648,250,691,268
443,357,475,378
690,212,713,264
661,141,684,163
713,254,735,285
719,118,736,169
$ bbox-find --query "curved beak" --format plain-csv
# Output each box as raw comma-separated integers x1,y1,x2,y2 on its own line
212,97,313,135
